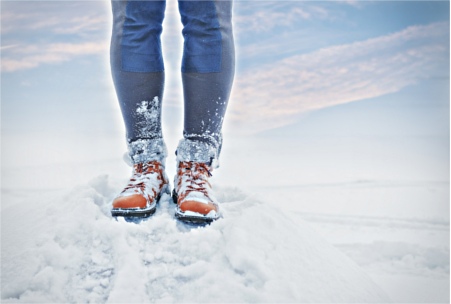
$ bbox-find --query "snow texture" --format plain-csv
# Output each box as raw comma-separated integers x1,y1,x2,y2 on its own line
135,98,161,140
1,175,389,303
176,138,220,168
127,97,166,164
128,138,167,165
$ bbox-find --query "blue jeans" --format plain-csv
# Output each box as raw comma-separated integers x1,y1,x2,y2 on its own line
110,0,235,166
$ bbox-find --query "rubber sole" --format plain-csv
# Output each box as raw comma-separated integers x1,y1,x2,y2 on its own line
111,205,157,218
111,185,169,219
172,189,219,224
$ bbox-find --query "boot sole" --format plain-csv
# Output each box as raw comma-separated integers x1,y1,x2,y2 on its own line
112,184,170,218
172,190,219,224
111,205,157,218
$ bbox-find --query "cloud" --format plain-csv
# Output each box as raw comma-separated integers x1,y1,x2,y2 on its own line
228,22,449,134
1,1,111,72
1,42,108,72
1,2,109,36
234,2,331,33
0,45,19,51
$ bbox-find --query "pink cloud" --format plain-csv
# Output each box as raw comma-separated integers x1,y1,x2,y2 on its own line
228,22,449,134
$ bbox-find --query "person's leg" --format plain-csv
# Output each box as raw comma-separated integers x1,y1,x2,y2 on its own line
173,0,235,223
111,0,167,164
176,0,235,168
110,0,169,218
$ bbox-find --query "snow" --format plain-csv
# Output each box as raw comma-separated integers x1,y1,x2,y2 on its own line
1,175,389,303
176,137,221,168
128,137,167,165
2,83,449,302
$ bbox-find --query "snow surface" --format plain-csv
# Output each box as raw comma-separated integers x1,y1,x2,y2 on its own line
1,175,389,303
2,83,449,302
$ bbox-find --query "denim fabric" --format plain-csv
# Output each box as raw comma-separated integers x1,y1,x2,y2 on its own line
121,1,166,72
179,0,222,73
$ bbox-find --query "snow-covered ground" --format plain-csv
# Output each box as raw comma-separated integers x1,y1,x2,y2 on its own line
1,141,449,302
2,173,390,303
2,86,449,302
2,164,449,302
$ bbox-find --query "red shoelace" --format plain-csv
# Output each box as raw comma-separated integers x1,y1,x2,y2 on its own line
122,161,164,199
177,161,213,203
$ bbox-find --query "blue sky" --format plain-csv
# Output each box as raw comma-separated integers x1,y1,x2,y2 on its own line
1,0,449,186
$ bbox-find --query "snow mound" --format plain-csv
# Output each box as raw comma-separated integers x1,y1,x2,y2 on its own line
2,175,389,303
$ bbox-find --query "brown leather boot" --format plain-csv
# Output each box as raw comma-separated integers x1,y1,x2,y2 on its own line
172,161,220,224
112,160,169,218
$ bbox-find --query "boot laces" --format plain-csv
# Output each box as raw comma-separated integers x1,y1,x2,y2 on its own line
122,161,163,197
178,162,213,202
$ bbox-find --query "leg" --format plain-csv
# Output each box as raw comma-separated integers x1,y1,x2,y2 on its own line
176,0,235,168
110,0,167,164
173,0,235,224
110,0,169,218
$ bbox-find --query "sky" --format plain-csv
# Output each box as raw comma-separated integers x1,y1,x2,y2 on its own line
1,0,449,197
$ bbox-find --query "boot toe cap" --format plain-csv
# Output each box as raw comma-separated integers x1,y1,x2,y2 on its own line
112,194,147,209
179,200,218,215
